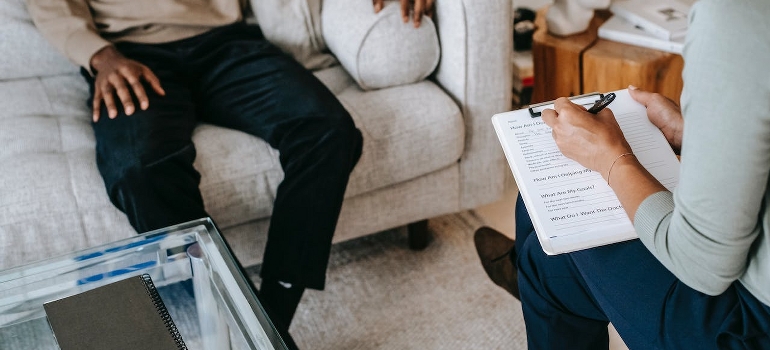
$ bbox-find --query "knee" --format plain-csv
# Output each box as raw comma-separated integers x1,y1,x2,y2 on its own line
323,110,362,146
323,114,363,169
98,144,199,203
299,110,363,161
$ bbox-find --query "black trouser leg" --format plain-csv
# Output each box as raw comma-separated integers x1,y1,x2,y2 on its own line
85,24,363,338
190,24,363,291
83,54,208,233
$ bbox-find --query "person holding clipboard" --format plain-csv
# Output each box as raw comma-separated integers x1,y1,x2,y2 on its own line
474,0,770,348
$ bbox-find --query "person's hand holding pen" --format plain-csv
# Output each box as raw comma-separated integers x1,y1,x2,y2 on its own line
540,94,634,180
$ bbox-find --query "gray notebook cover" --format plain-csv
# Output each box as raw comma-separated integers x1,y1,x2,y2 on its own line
44,274,186,350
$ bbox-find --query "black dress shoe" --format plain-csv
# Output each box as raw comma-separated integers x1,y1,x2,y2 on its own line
474,226,520,300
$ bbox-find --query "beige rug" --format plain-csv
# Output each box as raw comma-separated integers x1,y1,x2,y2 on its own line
246,211,528,350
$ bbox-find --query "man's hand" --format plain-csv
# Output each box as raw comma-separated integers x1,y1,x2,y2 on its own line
628,85,683,154
89,46,165,122
373,0,435,28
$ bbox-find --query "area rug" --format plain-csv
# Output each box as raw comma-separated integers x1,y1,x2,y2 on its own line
246,210,528,350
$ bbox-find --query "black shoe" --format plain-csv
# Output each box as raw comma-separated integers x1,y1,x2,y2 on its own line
257,280,304,350
258,296,301,350
275,324,300,350
473,226,520,300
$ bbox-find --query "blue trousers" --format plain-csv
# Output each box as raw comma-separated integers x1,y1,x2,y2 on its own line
82,23,363,290
514,194,770,349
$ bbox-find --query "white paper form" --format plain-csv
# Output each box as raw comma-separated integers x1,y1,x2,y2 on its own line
492,89,680,254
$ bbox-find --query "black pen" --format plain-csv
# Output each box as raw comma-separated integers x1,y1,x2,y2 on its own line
586,93,616,114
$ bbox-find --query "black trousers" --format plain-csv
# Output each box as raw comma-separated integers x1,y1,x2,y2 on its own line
82,23,363,290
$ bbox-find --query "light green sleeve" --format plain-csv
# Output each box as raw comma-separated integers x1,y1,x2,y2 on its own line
633,0,770,295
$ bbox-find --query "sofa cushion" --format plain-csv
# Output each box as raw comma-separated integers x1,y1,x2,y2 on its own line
331,79,465,197
193,124,285,226
313,65,464,195
0,76,132,268
322,0,440,90
0,0,78,80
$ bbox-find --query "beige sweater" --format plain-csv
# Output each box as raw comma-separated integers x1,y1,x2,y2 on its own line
26,0,244,69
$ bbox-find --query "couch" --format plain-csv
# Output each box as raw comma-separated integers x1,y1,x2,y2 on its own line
0,0,512,269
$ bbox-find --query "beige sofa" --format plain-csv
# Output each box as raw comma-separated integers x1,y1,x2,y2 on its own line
0,0,511,269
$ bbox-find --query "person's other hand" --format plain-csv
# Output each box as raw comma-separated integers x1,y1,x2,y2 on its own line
541,97,633,174
628,85,683,154
373,0,435,28
89,46,165,122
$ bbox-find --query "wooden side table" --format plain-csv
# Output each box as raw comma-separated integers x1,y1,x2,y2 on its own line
531,8,683,105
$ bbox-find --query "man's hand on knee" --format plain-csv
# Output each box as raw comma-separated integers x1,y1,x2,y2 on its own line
373,0,434,28
89,46,166,122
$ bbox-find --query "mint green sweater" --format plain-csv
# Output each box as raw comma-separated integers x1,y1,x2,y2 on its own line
634,0,770,306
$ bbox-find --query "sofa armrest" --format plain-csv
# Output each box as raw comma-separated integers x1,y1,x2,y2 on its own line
434,0,512,209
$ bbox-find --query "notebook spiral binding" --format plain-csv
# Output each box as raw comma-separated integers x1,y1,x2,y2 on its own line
140,273,189,350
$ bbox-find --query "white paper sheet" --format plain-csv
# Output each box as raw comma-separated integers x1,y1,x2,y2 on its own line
492,89,680,254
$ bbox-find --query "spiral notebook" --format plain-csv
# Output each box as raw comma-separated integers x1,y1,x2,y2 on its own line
44,274,187,350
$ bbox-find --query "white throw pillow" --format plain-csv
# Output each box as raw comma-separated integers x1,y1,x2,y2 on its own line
0,0,79,80
250,0,338,71
321,0,440,91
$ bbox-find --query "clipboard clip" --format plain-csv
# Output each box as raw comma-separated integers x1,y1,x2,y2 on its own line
528,92,604,118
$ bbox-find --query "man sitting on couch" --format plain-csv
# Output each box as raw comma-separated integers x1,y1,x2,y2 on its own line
26,0,432,347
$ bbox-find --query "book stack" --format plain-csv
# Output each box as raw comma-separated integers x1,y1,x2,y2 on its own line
600,0,694,54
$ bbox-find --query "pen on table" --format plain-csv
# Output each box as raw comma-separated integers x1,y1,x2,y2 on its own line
586,93,616,114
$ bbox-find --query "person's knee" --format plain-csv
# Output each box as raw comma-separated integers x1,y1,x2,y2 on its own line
100,144,198,204
301,110,363,163
330,112,362,145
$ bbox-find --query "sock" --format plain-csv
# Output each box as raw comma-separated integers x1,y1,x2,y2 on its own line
258,279,305,332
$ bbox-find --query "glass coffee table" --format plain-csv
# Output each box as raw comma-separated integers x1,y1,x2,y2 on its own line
0,218,287,350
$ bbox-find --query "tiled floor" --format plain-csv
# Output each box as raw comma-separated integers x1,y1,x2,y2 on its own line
473,171,629,350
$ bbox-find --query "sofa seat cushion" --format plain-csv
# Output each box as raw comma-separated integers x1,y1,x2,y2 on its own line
318,66,465,197
0,66,462,268
0,76,135,269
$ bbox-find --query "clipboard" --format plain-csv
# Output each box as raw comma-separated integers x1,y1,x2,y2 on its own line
527,92,605,118
491,88,681,255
